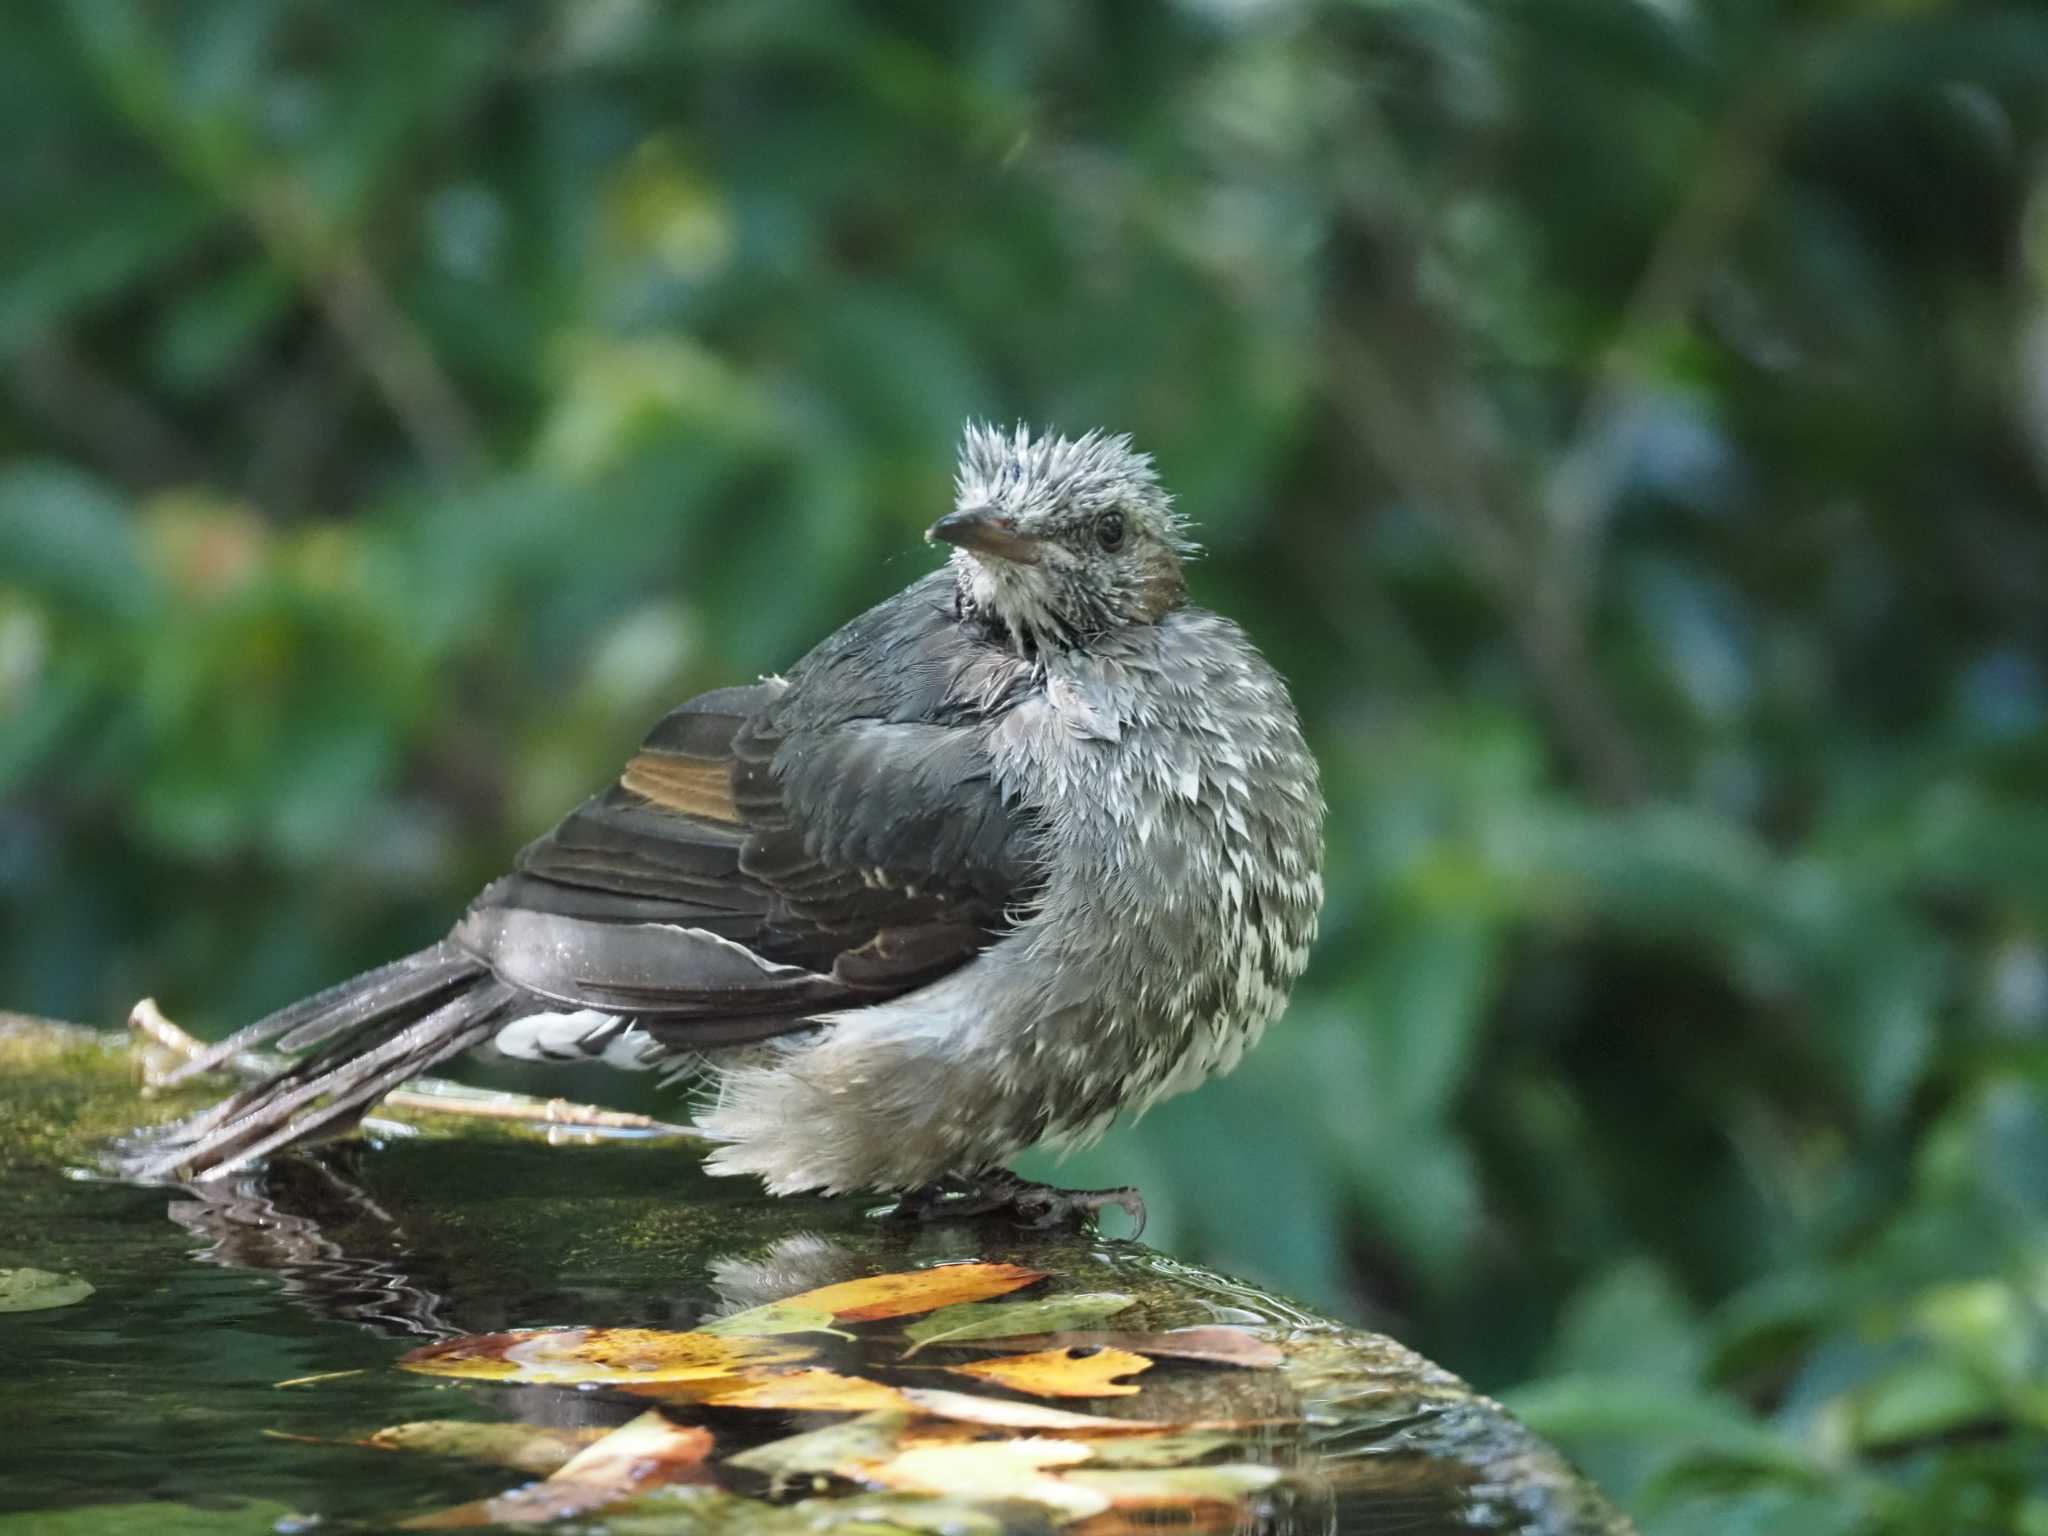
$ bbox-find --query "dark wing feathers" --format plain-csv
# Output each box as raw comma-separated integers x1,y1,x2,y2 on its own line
458,573,1044,1039
126,577,1039,1182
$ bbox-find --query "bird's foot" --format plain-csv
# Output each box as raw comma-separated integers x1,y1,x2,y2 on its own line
888,1170,1146,1238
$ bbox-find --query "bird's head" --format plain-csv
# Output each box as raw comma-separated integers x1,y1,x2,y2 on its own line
928,423,1194,652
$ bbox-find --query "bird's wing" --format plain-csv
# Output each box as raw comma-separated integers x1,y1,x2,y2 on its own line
455,573,1044,1041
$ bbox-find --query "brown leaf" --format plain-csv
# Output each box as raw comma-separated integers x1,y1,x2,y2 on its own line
401,1411,711,1528
364,1421,611,1474
966,1328,1284,1369
945,1346,1154,1399
707,1261,1045,1335
396,1327,811,1385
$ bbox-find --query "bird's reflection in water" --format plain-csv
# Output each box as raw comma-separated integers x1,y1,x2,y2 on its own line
166,1152,461,1338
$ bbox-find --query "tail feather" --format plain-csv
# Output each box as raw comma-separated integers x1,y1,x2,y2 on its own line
126,950,513,1183
157,947,481,1086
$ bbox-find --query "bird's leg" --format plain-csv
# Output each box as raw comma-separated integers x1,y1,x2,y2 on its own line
885,1173,1014,1222
889,1168,1147,1237
995,1172,1148,1239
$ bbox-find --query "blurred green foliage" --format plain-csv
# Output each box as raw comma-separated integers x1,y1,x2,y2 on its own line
5,1,2048,1530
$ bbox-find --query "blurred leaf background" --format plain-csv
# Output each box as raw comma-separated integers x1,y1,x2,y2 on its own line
5,1,2048,1530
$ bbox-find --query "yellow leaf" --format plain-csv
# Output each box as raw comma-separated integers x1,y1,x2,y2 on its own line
696,1302,847,1339
1065,1463,1283,1508
899,1387,1163,1432
726,1411,982,1490
695,1367,914,1412
872,1440,1107,1520
401,1411,711,1528
1062,1431,1243,1467
396,1327,811,1384
705,1261,1045,1335
946,1346,1154,1398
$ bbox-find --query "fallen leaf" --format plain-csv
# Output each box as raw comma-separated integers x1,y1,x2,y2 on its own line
870,1440,1106,1519
902,1293,1133,1355
1065,1463,1282,1507
724,1410,987,1491
725,1410,917,1489
898,1387,1163,1432
785,1493,1011,1534
1063,1431,1243,1467
695,1367,914,1412
945,1346,1154,1399
402,1411,711,1528
0,1267,94,1313
396,1327,811,1384
696,1302,848,1339
966,1328,1283,1369
364,1421,611,1474
706,1262,1045,1335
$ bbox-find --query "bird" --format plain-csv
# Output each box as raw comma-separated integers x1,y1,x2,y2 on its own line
129,424,1325,1230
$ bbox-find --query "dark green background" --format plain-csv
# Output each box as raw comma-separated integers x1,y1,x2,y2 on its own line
4,3,2047,1530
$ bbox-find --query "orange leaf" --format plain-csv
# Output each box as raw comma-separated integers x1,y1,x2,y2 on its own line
401,1411,711,1528
945,1345,1154,1398
707,1261,1045,1334
396,1327,811,1385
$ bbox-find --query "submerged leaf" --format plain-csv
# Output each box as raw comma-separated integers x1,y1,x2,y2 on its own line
785,1493,1009,1535
402,1411,711,1528
707,1262,1045,1336
945,1345,1154,1398
967,1328,1283,1369
726,1411,984,1490
725,1410,919,1487
871,1440,1105,1519
1063,1431,1243,1467
695,1367,914,1412
0,1267,94,1312
1064,1463,1282,1507
902,1293,1133,1354
697,1302,847,1339
397,1327,811,1384
898,1387,1163,1431
364,1420,611,1474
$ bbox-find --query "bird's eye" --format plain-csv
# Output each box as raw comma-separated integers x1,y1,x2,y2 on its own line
1095,509,1126,552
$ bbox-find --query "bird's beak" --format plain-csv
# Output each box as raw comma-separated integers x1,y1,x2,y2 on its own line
926,505,1042,565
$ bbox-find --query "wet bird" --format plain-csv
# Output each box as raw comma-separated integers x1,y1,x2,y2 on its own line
133,424,1325,1229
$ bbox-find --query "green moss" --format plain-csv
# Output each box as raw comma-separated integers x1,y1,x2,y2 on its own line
0,1016,216,1174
